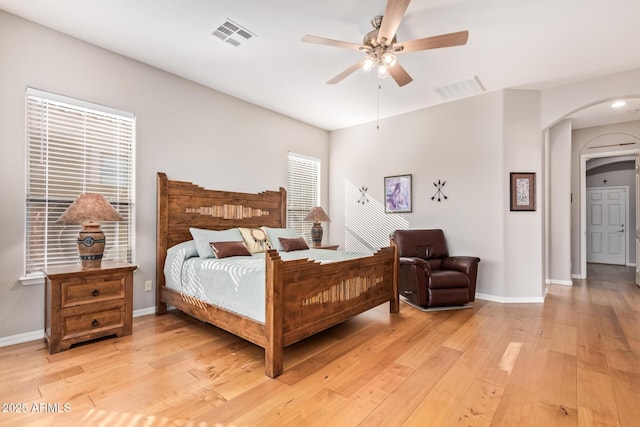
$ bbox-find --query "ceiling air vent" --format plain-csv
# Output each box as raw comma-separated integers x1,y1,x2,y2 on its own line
212,19,256,47
432,76,485,101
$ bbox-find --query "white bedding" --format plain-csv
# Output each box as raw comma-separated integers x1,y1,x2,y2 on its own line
164,241,369,323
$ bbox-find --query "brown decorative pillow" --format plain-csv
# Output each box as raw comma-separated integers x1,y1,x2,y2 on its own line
278,237,309,252
209,241,252,258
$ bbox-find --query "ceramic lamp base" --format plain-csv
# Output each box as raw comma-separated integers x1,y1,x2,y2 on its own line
311,222,323,247
77,223,106,269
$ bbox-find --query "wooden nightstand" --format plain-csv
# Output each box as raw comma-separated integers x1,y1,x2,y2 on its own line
314,244,339,250
43,262,136,354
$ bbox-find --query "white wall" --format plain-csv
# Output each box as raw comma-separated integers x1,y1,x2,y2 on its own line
0,11,329,339
330,90,545,302
548,120,572,284
501,90,544,300
542,69,640,130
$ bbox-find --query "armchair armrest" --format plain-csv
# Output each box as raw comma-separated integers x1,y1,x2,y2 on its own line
399,256,432,273
442,256,480,275
443,256,480,302
398,257,429,306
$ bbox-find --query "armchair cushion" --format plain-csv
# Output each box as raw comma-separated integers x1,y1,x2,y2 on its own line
429,271,470,289
393,229,449,259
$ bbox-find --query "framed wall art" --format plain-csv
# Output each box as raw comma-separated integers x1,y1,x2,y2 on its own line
510,172,536,211
384,174,412,213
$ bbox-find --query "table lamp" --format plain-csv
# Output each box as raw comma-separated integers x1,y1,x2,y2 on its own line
303,206,330,247
57,193,124,269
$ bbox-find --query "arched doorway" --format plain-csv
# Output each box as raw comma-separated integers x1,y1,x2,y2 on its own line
577,136,640,283
545,97,640,285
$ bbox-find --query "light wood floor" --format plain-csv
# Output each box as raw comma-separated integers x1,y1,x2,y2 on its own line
2,264,640,426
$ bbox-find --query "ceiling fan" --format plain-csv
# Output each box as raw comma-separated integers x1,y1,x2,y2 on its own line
301,0,468,87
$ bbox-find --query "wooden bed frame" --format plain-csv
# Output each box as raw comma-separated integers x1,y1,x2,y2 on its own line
156,172,399,378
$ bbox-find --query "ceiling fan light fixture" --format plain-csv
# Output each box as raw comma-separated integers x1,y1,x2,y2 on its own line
382,51,397,67
363,57,375,73
362,47,396,77
377,64,389,78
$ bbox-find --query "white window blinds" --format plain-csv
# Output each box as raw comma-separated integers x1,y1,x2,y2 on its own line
287,153,320,243
25,88,135,276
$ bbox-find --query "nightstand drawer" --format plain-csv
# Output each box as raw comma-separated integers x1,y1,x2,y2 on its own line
62,306,125,340
44,262,136,353
61,276,126,308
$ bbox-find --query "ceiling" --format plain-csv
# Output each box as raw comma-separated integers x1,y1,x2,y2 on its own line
2,0,640,131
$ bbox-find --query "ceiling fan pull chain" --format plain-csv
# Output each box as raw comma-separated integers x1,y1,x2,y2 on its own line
377,84,382,130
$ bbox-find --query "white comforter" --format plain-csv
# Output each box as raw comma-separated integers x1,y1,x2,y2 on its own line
164,241,369,323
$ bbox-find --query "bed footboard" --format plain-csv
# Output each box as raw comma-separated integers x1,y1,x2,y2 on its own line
264,247,398,377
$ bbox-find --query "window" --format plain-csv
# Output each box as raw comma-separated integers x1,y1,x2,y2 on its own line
24,88,135,279
287,153,320,243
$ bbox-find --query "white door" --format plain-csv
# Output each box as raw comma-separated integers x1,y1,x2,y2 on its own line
587,187,627,265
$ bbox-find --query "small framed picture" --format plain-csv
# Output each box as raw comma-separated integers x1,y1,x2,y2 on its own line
510,172,536,211
384,174,412,213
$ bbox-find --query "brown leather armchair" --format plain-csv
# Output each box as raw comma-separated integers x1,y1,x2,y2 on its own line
391,229,480,308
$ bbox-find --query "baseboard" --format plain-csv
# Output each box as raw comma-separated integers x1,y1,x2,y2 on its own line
0,330,45,348
571,273,586,279
475,293,545,304
545,279,573,286
133,306,156,317
0,306,157,348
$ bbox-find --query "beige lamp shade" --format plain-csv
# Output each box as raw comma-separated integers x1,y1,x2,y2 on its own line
57,193,124,269
303,206,330,223
304,207,330,247
57,193,124,224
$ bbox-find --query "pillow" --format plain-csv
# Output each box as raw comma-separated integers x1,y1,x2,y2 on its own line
278,237,309,252
209,241,252,258
239,227,271,253
167,240,199,260
189,227,243,258
262,227,299,251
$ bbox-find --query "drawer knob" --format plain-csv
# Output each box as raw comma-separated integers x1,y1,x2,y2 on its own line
92,319,99,327
91,289,100,297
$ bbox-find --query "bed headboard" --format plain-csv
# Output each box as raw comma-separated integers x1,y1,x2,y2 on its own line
156,172,287,310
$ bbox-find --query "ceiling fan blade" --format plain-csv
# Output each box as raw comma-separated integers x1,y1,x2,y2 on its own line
302,35,367,51
396,30,469,53
327,58,368,84
388,62,413,87
377,0,411,46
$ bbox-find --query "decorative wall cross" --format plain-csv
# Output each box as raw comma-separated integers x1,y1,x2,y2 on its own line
357,186,369,204
431,180,448,202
